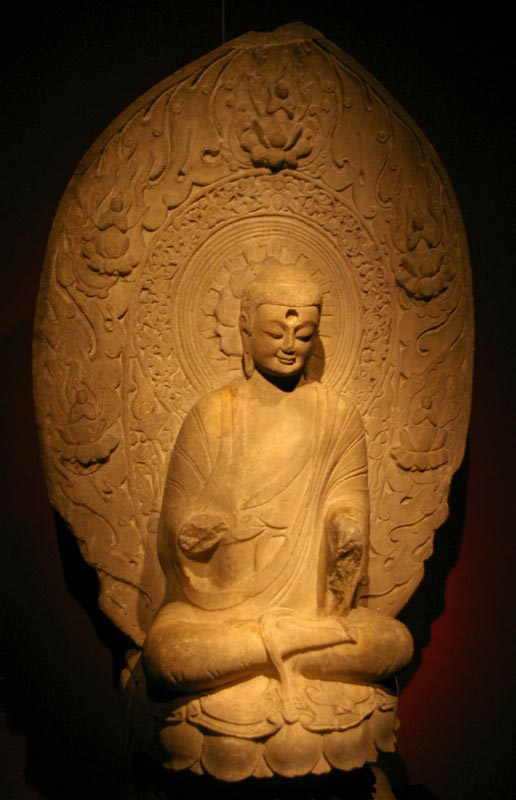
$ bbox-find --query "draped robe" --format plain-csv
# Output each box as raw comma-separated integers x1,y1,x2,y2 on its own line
158,377,369,616
142,377,401,778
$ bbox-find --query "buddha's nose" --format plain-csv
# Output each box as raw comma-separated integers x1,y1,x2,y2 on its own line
282,330,295,353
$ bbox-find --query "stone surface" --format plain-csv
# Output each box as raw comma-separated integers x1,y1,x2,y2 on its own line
33,23,473,786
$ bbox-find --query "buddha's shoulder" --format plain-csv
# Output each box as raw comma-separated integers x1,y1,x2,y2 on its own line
185,380,362,424
308,381,358,407
308,382,364,426
185,380,245,419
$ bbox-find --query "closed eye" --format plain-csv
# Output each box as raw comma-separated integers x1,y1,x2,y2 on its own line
264,331,283,340
296,333,314,342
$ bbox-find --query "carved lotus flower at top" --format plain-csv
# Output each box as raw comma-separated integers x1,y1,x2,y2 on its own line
217,47,334,172
395,248,455,301
239,114,313,170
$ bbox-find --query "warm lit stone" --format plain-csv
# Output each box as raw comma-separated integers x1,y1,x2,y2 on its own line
201,734,262,782
34,22,473,789
323,725,372,771
263,722,323,778
159,720,203,771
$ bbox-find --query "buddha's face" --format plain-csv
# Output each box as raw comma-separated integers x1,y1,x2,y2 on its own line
246,303,320,378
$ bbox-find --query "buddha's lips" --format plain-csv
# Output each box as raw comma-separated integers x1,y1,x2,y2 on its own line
277,356,296,364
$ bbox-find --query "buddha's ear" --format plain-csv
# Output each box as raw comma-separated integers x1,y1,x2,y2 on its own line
239,311,252,336
239,311,255,378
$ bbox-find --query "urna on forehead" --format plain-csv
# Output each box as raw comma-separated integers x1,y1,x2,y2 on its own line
242,257,323,311
254,304,320,328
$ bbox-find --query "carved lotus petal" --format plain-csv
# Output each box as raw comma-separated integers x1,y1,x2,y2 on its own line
396,250,455,300
404,425,438,452
58,417,106,446
263,722,322,777
201,733,261,781
252,758,274,778
405,251,441,278
159,720,203,771
68,251,115,297
60,434,119,468
312,754,331,774
323,722,375,770
392,442,448,472
370,708,397,753
94,226,130,260
81,229,141,277
267,128,290,149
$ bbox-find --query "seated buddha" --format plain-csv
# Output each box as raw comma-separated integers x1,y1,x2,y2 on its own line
141,259,413,782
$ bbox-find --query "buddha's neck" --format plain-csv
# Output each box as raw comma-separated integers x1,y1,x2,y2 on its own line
247,368,308,403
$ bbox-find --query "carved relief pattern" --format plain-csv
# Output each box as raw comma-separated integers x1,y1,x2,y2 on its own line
211,39,341,172
34,25,473,644
136,173,390,401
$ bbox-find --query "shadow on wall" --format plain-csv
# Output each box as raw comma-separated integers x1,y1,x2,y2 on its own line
133,753,438,798
397,454,469,690
0,321,132,800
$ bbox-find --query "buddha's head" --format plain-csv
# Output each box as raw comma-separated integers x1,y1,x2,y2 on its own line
239,258,323,380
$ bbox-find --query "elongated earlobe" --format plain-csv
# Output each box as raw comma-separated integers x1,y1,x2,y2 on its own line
239,312,255,378
243,350,255,378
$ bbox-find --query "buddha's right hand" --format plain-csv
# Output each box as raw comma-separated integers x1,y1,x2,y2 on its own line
261,609,357,659
177,511,233,560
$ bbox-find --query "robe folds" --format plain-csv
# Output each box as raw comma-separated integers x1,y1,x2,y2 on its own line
158,377,370,615
143,378,400,779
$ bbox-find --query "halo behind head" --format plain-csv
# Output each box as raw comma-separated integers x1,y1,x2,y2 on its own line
241,257,323,315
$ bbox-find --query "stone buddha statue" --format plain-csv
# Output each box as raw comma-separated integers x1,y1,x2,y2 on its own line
33,22,473,797
141,259,413,782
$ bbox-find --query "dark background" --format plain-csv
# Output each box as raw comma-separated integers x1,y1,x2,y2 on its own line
1,2,514,798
